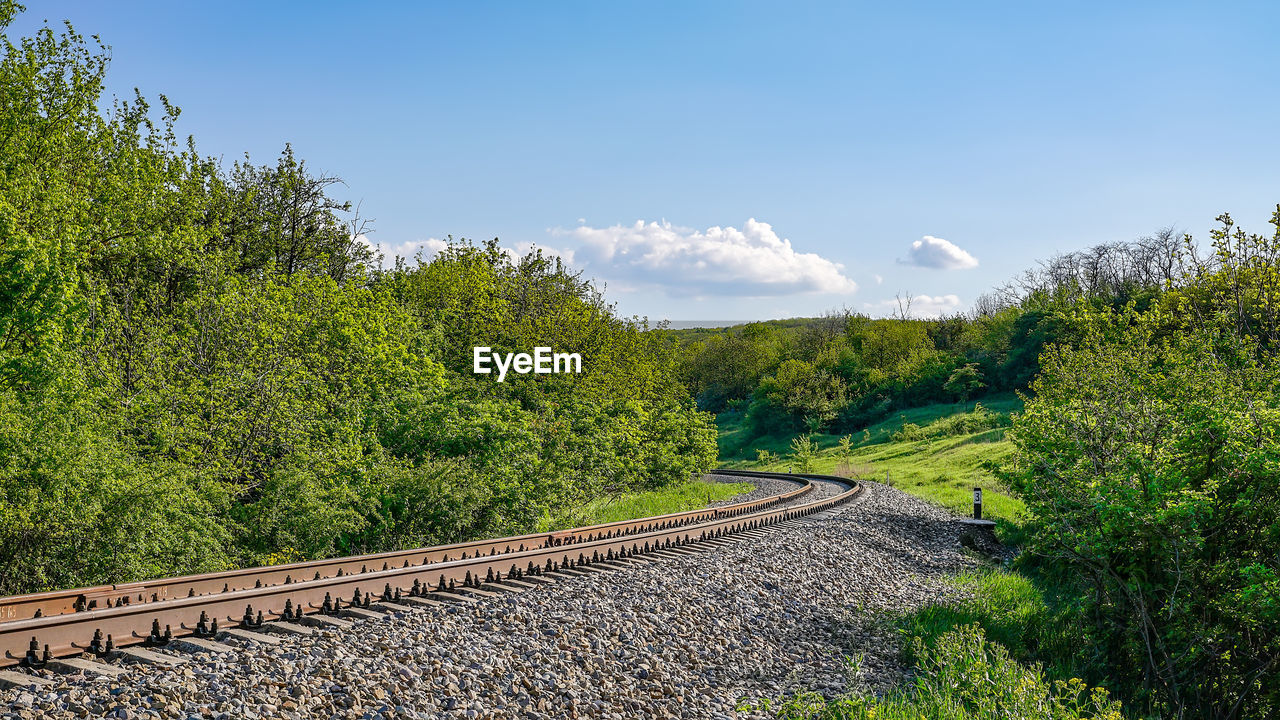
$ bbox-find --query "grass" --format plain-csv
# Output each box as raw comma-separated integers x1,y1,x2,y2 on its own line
739,570,1130,719
717,394,1024,460
900,570,1083,679
717,394,1027,535
537,478,751,531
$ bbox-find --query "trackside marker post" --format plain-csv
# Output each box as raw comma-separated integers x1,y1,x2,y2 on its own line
973,487,983,520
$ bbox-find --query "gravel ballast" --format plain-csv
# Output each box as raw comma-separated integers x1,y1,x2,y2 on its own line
1,478,983,720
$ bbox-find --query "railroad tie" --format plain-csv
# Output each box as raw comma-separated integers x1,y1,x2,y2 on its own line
454,587,503,599
479,582,524,594
425,591,478,604
170,636,237,655
298,614,354,630
517,575,557,585
0,670,52,690
662,547,700,556
393,596,443,609
117,646,188,668
496,579,539,590
646,550,683,560
260,621,316,636
220,627,283,645
339,607,387,622
45,657,127,678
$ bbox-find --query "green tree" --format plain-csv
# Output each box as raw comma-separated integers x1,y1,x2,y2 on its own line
0,4,721,594
944,362,986,401
1006,298,1280,717
0,5,106,390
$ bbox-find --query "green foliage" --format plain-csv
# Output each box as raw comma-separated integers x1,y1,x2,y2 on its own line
836,434,852,464
756,449,779,466
0,7,717,594
944,362,986,401
673,296,1062,443
1005,213,1280,718
754,358,848,432
741,625,1124,720
0,388,236,590
890,422,926,442
899,571,1086,681
538,479,749,530
0,8,109,391
891,404,1011,442
787,434,817,472
720,397,1027,530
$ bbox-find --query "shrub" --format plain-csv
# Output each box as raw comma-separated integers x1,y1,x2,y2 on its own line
788,434,817,472
739,624,1124,720
891,422,927,442
1005,301,1280,718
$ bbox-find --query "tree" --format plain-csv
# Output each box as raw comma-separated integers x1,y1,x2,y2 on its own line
944,363,985,401
1005,298,1280,718
0,5,107,390
837,434,853,464
0,4,721,595
223,144,375,283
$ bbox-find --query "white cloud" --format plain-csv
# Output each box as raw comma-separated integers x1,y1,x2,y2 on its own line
357,235,447,268
512,241,575,265
901,235,978,270
863,293,962,318
874,274,884,285
550,218,857,297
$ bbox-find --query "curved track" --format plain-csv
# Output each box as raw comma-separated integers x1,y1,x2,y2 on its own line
0,471,860,671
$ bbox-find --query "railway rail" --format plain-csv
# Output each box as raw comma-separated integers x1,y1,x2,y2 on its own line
0,470,861,677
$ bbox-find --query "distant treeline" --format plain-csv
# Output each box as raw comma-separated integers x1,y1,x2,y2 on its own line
673,228,1197,441
0,9,715,595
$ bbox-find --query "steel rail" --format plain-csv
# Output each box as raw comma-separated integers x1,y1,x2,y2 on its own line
0,471,859,669
0,474,811,624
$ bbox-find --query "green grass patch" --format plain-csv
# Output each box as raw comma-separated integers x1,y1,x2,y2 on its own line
718,395,1026,534
536,479,751,531
740,623,1124,720
740,569,1130,719
717,394,1024,461
900,569,1083,679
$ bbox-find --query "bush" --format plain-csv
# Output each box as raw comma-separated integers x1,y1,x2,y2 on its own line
740,625,1123,720
788,434,817,472
891,422,927,442
1005,301,1280,718
891,406,1011,443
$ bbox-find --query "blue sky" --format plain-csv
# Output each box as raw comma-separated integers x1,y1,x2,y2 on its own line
14,1,1280,321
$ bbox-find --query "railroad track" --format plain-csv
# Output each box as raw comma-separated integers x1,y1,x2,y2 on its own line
0,471,860,685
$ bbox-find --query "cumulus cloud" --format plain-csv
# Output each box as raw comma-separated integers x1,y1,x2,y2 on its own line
357,235,447,268
901,235,978,270
550,219,857,297
863,293,962,319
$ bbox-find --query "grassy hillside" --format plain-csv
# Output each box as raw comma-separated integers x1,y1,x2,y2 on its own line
537,479,751,531
716,394,1026,531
